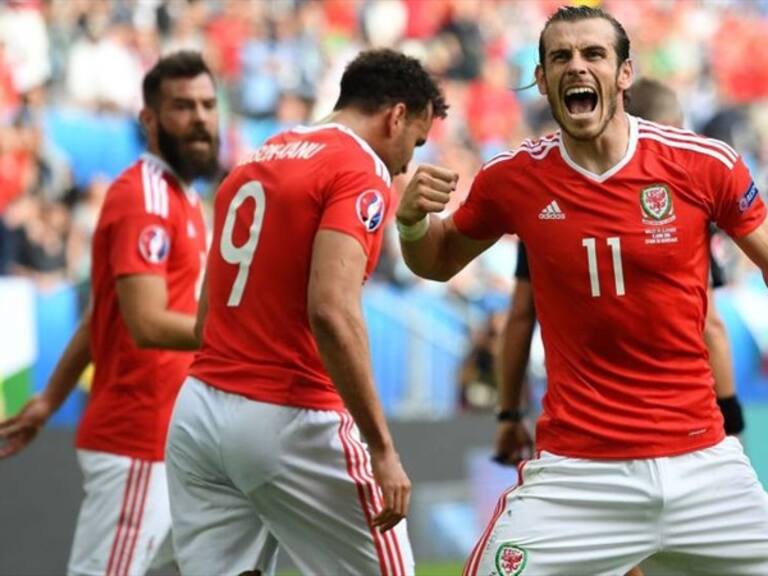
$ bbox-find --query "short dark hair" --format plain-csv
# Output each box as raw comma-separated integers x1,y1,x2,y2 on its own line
334,49,448,120
142,50,214,109
625,77,680,123
539,6,630,67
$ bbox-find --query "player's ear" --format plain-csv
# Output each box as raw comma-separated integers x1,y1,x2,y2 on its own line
139,106,156,136
386,102,407,137
617,58,633,92
535,64,547,96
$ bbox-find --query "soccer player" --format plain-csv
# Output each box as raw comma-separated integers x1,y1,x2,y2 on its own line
164,48,447,576
0,51,219,576
495,77,745,466
396,6,768,575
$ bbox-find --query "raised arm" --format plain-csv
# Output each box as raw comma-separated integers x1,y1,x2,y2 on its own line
0,311,92,458
307,229,409,532
396,165,496,281
734,217,768,286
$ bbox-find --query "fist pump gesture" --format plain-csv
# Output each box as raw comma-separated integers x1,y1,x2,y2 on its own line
396,164,458,226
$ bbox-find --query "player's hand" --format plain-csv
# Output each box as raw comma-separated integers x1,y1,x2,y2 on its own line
369,447,411,533
0,395,53,458
492,420,534,466
396,164,458,225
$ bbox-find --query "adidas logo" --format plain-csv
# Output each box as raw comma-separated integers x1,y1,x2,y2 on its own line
538,200,566,220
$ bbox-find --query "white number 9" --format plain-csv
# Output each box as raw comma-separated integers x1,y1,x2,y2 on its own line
220,181,266,307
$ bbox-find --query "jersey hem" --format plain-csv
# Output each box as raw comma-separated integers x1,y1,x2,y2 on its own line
537,430,725,460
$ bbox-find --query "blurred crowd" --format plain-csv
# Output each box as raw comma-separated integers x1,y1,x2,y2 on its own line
1,0,768,324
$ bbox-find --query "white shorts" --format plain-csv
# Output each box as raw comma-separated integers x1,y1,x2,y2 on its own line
464,437,768,576
166,376,414,576
67,449,173,576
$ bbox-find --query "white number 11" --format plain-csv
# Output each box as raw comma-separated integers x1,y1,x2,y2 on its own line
581,236,625,297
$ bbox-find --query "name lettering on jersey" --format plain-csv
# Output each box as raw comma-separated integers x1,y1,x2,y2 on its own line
739,181,759,213
356,189,385,232
538,200,565,220
138,225,170,264
641,185,679,245
239,141,326,165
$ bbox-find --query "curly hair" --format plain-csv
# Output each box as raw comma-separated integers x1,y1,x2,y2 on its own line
334,49,448,119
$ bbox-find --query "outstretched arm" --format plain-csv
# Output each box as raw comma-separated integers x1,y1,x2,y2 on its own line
308,229,409,532
396,165,495,281
0,312,91,458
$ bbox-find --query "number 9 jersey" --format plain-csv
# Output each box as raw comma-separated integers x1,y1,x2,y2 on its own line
453,115,767,460
189,124,392,410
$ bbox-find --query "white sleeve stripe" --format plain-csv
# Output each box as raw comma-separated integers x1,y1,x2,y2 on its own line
639,133,734,169
482,141,559,170
638,122,738,161
160,178,169,218
141,162,153,214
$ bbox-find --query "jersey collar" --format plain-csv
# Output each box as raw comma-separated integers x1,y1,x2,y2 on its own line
557,114,638,184
140,152,199,205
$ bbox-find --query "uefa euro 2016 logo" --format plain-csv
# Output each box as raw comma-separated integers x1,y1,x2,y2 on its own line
356,189,385,232
138,225,171,264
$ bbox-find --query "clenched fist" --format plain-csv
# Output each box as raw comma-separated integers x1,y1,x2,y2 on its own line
396,164,458,225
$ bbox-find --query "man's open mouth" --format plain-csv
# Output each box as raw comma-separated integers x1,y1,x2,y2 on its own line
564,86,598,115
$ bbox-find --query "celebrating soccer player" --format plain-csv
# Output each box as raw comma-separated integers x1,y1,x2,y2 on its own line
164,49,447,575
397,6,768,575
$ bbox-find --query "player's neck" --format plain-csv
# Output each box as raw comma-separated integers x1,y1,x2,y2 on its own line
560,112,630,175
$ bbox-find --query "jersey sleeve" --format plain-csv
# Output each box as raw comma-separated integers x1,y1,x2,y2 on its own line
452,164,510,240
109,182,174,278
318,168,390,257
708,156,766,238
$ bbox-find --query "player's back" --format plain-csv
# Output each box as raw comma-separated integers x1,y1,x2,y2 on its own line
191,124,390,410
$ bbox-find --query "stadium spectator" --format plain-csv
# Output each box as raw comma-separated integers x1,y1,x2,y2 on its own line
396,6,768,575
165,48,446,575
0,51,217,576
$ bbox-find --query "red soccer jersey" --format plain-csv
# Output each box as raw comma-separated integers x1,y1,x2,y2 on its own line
77,153,207,460
454,116,767,459
190,124,391,410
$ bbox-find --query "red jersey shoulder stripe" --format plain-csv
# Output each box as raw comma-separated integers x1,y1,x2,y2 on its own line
637,120,737,169
140,160,169,218
637,118,738,160
483,133,560,170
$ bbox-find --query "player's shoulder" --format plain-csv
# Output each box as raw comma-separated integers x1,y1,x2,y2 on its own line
101,154,178,219
290,123,392,187
635,117,739,171
480,132,562,176
234,123,391,188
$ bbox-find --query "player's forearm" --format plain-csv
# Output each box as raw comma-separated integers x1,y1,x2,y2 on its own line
497,318,535,412
310,304,394,453
133,310,198,350
399,216,458,281
43,316,92,412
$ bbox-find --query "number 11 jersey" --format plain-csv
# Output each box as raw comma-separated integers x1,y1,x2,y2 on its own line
453,115,766,459
190,124,392,410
